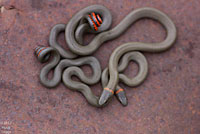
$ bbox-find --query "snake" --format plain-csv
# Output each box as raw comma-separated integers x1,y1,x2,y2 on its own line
35,45,126,107
35,5,176,107
63,5,176,105
35,46,101,87
101,51,148,106
98,8,176,105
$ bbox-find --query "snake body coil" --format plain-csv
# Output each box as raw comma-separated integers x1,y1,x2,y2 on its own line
35,5,176,107
35,46,103,106
49,24,77,59
101,51,148,106
98,8,176,105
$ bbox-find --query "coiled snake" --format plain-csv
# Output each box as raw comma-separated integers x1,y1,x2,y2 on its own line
35,5,176,107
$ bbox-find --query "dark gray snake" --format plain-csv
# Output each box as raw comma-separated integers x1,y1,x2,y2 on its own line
35,5,176,107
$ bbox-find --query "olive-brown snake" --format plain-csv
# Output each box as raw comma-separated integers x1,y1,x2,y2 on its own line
35,5,176,107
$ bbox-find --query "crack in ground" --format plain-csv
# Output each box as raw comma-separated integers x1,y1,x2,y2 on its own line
0,5,22,13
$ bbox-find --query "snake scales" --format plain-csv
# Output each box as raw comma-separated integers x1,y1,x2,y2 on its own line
35,5,176,107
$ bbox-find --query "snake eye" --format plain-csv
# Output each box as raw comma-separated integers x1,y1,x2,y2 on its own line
88,12,103,31
35,46,50,63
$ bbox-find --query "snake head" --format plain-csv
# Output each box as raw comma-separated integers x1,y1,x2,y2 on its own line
99,87,114,106
35,46,51,63
87,12,103,31
115,88,128,106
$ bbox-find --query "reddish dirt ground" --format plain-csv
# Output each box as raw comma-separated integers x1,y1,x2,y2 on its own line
0,0,200,134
